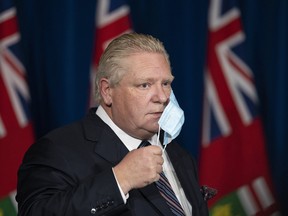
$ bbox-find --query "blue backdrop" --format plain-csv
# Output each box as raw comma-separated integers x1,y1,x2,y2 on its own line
15,0,288,214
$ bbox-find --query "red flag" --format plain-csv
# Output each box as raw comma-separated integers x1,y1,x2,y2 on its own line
0,2,34,214
199,0,280,215
89,0,132,107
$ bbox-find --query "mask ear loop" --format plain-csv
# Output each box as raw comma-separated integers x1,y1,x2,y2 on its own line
163,140,167,152
157,126,161,146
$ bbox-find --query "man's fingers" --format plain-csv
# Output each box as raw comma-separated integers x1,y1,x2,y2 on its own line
156,164,163,174
144,145,162,155
156,156,164,165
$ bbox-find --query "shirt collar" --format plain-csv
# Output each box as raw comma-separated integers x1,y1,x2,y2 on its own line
96,105,160,150
96,105,142,151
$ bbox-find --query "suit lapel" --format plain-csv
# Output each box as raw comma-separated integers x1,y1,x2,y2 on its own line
94,127,129,165
83,109,129,165
82,109,174,215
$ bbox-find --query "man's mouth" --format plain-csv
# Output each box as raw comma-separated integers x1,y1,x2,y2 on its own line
149,112,163,118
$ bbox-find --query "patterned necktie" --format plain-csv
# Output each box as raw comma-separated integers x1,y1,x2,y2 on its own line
138,141,186,216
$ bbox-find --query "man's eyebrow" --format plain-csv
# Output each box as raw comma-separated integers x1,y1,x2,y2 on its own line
136,78,155,82
136,75,174,83
166,76,174,82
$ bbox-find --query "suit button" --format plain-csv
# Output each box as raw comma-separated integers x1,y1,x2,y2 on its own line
107,200,114,206
91,208,97,214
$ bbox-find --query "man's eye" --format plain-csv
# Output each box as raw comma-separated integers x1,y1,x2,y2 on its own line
140,83,150,88
163,81,171,87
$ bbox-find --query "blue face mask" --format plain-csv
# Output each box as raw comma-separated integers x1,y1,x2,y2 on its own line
158,90,185,146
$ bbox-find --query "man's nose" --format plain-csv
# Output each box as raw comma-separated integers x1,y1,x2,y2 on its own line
154,85,169,104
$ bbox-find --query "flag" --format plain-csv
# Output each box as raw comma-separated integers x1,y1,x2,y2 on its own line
199,0,281,215
90,0,132,106
0,0,34,214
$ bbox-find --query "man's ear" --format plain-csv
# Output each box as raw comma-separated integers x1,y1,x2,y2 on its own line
100,78,112,106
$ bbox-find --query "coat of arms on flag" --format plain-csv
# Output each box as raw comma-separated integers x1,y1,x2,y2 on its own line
0,0,34,214
199,0,281,215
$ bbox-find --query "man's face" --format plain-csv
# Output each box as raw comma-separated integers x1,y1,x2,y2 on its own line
108,52,174,139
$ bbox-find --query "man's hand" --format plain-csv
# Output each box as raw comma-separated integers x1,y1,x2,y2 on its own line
113,145,164,194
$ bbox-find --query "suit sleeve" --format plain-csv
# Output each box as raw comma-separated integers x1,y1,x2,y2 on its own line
16,138,128,216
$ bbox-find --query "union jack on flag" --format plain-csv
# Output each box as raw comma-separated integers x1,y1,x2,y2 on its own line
89,0,132,106
199,0,281,215
0,0,34,214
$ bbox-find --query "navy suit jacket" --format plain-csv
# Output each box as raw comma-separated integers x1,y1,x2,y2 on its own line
16,108,209,216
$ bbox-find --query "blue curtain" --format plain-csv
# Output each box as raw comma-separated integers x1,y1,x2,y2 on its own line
15,0,96,136
239,1,288,212
15,0,288,213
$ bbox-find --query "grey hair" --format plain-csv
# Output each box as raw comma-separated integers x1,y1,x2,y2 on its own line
94,33,171,104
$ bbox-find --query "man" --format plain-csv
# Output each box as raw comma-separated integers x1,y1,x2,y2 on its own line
16,33,209,215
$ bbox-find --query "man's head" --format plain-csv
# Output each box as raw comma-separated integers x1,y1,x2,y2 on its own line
95,33,174,139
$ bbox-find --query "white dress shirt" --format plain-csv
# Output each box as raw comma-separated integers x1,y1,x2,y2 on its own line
96,105,192,215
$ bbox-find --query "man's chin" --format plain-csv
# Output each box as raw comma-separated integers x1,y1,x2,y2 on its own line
139,128,158,139
148,127,160,136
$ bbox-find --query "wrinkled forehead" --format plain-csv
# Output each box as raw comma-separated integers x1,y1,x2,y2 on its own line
121,52,171,71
